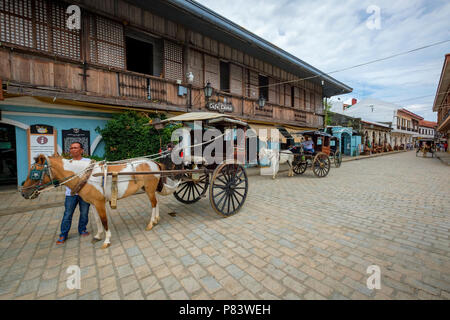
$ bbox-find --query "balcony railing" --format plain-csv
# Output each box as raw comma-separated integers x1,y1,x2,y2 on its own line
440,110,450,125
254,105,273,118
0,46,325,127
118,72,167,102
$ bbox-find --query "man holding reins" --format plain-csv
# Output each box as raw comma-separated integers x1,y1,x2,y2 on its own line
56,142,91,244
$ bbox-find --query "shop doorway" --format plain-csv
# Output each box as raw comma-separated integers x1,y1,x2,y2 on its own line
341,132,351,156
0,124,17,188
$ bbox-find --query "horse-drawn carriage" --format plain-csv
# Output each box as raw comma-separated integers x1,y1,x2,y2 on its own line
330,136,342,168
160,112,249,217
415,138,436,158
21,112,250,248
289,130,334,178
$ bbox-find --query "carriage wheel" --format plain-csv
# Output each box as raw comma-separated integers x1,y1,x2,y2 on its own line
174,172,209,204
313,153,330,178
334,151,342,168
209,162,248,217
292,159,307,175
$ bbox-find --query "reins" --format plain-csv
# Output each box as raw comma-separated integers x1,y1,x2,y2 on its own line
22,132,231,195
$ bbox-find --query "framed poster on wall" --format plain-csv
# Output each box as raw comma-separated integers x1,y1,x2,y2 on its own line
62,129,90,156
27,124,57,168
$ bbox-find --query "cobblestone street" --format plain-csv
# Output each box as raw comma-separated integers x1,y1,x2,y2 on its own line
0,151,449,300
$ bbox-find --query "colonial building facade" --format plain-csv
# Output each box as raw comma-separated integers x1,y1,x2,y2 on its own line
391,108,423,147
433,53,450,148
417,120,437,140
0,0,351,186
331,98,424,149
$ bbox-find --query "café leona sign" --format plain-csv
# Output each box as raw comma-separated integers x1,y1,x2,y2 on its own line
206,101,234,113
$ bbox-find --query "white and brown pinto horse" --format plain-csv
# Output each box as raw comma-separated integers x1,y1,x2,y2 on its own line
22,153,177,249
259,147,295,179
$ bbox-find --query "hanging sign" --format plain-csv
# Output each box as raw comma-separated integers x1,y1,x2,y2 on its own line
206,101,234,113
28,124,57,167
62,128,90,155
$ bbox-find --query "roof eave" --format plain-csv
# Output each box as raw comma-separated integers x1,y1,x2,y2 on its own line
432,54,450,112
129,0,352,97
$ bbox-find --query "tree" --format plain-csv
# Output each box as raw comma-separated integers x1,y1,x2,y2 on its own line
96,111,179,161
323,98,333,126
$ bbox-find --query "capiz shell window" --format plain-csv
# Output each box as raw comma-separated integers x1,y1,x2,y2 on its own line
0,0,81,60
89,15,125,69
164,40,183,81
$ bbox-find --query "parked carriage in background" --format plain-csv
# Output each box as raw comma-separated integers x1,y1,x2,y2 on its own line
289,130,333,178
330,136,342,168
415,138,436,158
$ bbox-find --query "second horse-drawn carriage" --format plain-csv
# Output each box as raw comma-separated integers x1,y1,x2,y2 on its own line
289,130,335,178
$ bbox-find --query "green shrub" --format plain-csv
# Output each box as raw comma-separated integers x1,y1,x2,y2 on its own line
96,111,180,161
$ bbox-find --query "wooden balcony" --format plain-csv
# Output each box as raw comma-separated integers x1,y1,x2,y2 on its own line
0,47,320,127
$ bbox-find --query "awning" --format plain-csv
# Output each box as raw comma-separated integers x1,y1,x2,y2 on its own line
283,127,305,143
248,124,286,143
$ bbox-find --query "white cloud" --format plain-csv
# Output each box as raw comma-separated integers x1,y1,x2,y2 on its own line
195,0,450,121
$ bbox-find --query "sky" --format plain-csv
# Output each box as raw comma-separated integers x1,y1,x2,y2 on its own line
195,0,450,121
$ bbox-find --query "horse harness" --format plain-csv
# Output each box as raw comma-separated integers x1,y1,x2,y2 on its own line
69,159,97,196
27,157,96,195
28,158,60,193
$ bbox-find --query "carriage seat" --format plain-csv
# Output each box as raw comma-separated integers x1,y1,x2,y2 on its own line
183,155,208,165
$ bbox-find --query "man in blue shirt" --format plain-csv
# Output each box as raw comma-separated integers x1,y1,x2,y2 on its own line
302,137,314,153
56,142,91,244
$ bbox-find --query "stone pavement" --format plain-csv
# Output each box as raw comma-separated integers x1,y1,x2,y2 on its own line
0,151,449,300
436,152,450,166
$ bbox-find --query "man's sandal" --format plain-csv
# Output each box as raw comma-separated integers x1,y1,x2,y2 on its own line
56,236,66,244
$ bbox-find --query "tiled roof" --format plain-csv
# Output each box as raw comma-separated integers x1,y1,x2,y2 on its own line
398,108,424,120
419,120,437,128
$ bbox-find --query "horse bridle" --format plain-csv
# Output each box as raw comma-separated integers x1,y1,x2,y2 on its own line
22,157,61,197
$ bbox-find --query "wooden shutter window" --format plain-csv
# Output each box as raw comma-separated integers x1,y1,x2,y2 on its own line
35,0,49,52
0,0,81,59
89,15,125,69
50,1,81,60
164,40,183,81
0,0,34,48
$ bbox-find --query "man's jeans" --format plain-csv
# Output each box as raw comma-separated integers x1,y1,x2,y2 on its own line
60,195,90,238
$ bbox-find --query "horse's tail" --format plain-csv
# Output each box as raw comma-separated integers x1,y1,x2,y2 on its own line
155,161,164,193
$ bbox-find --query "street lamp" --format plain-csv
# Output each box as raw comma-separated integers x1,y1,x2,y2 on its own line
186,72,194,108
151,117,164,131
258,96,266,109
204,82,213,100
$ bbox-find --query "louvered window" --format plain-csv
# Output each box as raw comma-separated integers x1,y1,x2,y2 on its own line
0,0,33,48
0,0,81,60
35,0,49,51
50,1,80,60
89,15,125,69
164,40,183,81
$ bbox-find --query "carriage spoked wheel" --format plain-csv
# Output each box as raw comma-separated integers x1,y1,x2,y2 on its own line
312,153,331,178
292,159,308,175
209,162,248,217
173,172,209,204
334,151,342,168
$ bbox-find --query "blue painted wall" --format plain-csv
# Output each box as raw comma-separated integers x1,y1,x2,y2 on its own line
330,126,361,157
1,104,112,185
